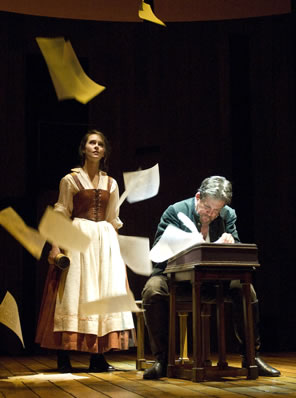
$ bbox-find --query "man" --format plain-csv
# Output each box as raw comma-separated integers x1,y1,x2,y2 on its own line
142,176,280,379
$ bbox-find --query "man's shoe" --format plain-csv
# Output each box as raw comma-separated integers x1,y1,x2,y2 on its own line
242,356,281,377
143,360,167,380
89,354,115,372
255,356,281,377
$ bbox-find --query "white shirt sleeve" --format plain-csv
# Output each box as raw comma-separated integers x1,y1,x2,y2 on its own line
54,176,75,218
105,178,123,230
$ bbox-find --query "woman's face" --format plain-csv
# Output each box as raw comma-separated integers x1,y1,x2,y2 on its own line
83,133,105,163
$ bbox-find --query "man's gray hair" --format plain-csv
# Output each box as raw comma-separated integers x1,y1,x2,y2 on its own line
198,176,232,205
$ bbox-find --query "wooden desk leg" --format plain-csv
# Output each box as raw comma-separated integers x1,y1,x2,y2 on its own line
168,275,176,378
216,283,228,369
201,304,212,367
192,275,204,382
178,312,189,363
242,276,258,379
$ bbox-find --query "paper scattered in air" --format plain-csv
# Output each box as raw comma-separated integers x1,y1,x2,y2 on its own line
36,37,105,104
138,1,166,26
80,288,143,315
0,207,45,259
118,234,152,276
177,212,199,234
118,164,159,208
38,206,91,253
0,291,24,348
0,206,90,259
149,212,204,262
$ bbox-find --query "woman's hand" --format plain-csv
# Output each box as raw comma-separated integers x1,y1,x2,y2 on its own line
48,245,61,265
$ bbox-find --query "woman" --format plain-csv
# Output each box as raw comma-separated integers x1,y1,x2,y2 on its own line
36,129,135,372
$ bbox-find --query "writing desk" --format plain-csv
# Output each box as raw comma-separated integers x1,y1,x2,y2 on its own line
164,243,260,381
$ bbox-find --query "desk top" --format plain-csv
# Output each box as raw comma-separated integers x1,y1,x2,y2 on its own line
164,243,260,274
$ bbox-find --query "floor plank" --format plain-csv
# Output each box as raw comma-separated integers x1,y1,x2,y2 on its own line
0,352,295,398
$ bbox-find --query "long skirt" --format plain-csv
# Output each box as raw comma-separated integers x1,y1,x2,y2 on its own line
35,219,135,353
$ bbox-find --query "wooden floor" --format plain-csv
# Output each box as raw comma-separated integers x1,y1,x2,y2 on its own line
0,351,295,398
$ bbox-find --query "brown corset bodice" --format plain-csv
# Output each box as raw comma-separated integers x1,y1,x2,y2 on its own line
71,173,111,222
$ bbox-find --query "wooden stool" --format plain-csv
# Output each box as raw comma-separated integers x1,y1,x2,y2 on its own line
164,243,260,382
135,299,212,371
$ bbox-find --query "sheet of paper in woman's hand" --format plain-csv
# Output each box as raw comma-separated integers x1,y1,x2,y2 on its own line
38,206,91,253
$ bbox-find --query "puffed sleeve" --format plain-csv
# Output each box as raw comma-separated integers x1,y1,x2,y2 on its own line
54,176,74,218
105,178,123,230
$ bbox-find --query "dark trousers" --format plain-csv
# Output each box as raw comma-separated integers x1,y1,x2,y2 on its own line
141,275,260,359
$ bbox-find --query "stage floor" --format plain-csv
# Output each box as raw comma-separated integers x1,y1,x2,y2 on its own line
0,351,295,397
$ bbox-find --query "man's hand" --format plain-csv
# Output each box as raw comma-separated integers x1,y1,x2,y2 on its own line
215,233,235,244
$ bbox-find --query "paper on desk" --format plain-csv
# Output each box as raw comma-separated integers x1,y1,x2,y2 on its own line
177,212,198,234
118,164,160,208
138,1,166,26
38,206,91,253
149,212,204,263
0,207,46,259
118,234,152,276
36,37,105,104
80,288,143,315
0,291,24,348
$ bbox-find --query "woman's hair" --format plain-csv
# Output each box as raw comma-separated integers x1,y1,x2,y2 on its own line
198,176,232,205
78,129,111,171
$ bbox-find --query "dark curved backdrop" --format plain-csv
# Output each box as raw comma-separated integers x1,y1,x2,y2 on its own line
0,7,295,354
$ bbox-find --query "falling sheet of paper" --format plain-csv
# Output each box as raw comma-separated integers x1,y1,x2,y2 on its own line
36,37,105,104
38,206,91,253
0,207,46,259
80,288,143,315
118,235,152,276
0,291,24,348
119,164,160,208
149,224,204,263
138,1,166,26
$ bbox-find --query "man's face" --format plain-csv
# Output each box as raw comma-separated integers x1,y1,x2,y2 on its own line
195,193,225,225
